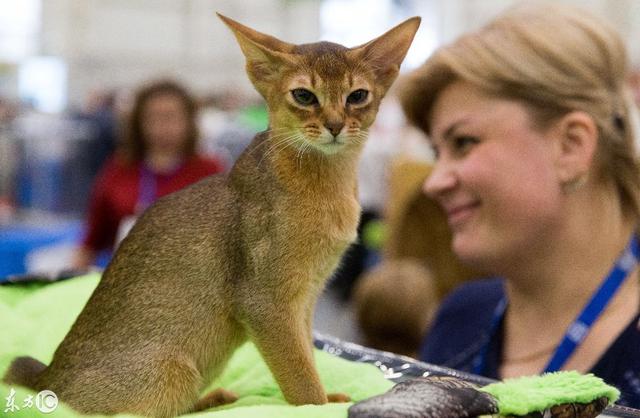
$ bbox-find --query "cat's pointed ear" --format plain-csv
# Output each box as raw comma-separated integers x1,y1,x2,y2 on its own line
351,17,421,91
217,13,296,94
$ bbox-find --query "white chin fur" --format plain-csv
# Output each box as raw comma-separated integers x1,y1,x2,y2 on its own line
314,137,347,155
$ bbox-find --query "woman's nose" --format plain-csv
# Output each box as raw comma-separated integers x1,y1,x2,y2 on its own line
423,160,457,198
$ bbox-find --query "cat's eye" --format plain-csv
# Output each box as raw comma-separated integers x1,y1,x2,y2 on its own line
291,89,318,106
346,89,369,105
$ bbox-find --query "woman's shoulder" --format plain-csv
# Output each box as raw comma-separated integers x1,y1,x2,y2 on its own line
438,277,505,316
185,154,226,175
591,313,640,408
429,277,505,335
419,278,505,364
96,154,140,181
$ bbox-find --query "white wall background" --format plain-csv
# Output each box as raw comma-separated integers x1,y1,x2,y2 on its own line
3,0,640,109
39,0,322,106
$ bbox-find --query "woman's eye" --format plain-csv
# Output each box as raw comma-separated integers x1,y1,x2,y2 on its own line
291,89,318,106
453,136,479,153
346,89,369,105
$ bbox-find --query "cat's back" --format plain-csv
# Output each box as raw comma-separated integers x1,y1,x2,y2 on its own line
108,172,240,279
75,132,276,329
136,172,236,235
50,174,241,358
228,131,276,195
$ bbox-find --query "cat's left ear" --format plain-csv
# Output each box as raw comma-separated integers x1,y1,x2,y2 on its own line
350,17,421,91
218,13,296,95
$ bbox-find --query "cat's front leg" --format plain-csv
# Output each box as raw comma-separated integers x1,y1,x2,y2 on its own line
245,304,328,405
302,296,351,403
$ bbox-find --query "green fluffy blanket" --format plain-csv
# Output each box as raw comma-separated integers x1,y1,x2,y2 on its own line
482,371,619,416
0,273,393,417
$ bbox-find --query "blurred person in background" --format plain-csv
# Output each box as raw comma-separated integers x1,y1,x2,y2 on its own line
72,88,119,180
401,2,640,407
72,79,226,269
0,97,19,222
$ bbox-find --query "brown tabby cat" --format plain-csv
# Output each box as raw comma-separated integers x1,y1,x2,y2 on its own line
3,13,420,417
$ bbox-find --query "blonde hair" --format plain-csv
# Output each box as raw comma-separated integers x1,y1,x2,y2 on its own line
400,2,640,218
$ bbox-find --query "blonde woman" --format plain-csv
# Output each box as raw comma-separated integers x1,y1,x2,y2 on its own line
400,3,640,407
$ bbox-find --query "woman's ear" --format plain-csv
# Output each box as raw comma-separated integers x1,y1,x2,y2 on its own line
552,111,598,190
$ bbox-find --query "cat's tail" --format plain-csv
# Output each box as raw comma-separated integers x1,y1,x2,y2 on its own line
3,356,47,390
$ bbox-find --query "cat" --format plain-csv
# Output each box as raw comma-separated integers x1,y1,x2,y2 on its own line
3,13,420,417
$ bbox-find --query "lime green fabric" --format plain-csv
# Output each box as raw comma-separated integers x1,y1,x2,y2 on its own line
481,371,620,416
237,105,268,132
0,273,393,417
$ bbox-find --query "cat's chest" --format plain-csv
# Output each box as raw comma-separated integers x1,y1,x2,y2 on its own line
284,193,360,247
244,193,360,287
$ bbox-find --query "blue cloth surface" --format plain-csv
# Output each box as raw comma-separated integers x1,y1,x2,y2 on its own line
420,278,640,408
0,220,82,278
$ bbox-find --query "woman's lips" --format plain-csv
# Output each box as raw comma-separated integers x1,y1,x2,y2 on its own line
445,201,480,228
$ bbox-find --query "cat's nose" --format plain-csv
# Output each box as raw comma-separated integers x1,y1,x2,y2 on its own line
324,121,344,137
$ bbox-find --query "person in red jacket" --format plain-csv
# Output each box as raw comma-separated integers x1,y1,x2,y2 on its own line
73,79,226,269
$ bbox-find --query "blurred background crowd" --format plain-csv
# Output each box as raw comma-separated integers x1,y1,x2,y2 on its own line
2,0,640,354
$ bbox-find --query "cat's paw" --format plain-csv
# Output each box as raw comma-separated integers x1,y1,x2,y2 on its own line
328,392,351,403
191,388,239,412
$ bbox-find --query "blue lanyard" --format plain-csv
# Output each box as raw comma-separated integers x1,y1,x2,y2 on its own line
137,164,157,213
473,233,640,375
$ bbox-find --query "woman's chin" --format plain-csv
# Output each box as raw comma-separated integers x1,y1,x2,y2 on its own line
451,232,492,269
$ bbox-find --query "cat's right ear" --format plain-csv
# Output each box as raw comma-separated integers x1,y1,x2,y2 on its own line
217,13,296,94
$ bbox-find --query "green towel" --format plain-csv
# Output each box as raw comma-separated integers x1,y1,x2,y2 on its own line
0,273,393,417
481,371,620,416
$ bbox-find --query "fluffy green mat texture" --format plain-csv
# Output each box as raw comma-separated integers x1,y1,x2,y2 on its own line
0,273,393,417
481,371,620,416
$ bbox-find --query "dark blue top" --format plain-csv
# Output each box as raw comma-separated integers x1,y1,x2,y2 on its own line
420,278,640,408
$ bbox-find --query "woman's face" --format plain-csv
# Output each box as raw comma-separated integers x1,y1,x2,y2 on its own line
141,93,190,153
424,81,564,270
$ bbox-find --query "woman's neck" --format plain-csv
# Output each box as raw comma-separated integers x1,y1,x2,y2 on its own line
503,182,635,316
144,150,184,173
499,182,639,377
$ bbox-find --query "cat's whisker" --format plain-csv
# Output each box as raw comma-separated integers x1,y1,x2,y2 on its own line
261,133,303,164
263,138,297,163
267,127,310,134
273,132,304,148
248,130,296,158
268,132,298,142
300,141,314,170
319,144,328,164
349,132,368,147
296,135,311,170
296,140,304,170
250,129,301,160
257,134,295,162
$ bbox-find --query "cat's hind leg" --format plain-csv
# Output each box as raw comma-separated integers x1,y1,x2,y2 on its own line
113,354,203,418
37,353,203,418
